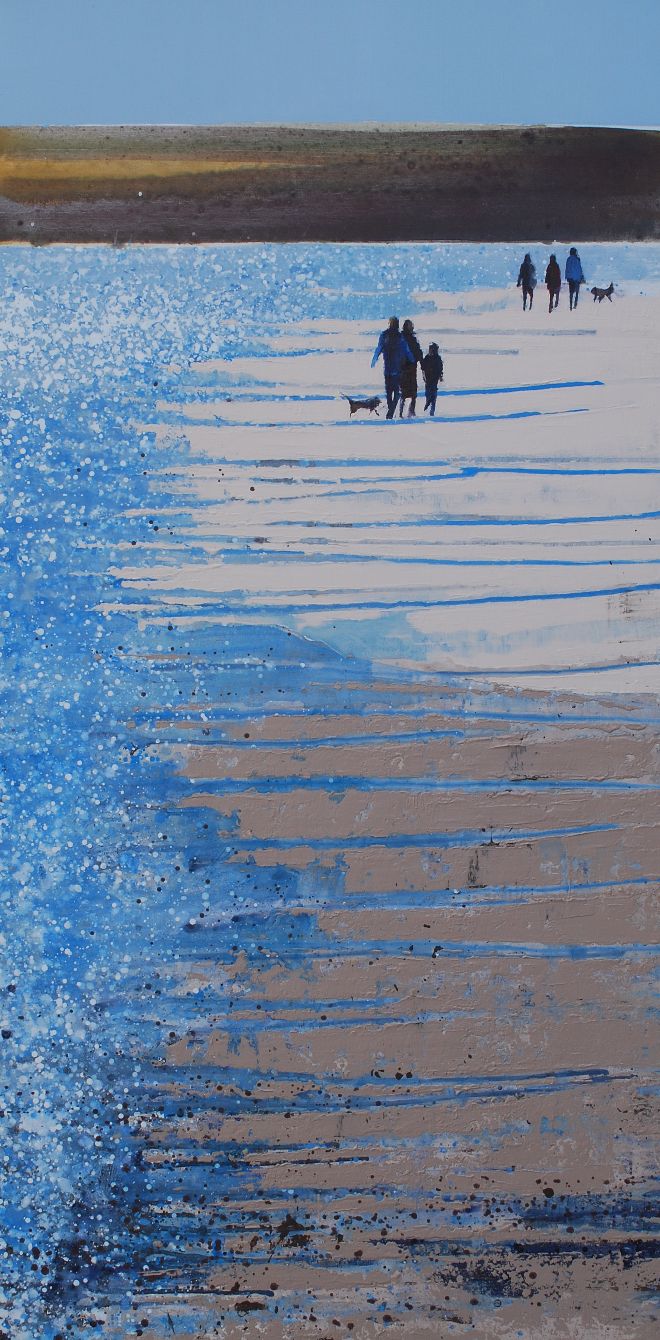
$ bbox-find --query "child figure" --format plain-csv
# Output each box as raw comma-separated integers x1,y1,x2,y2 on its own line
421,343,444,415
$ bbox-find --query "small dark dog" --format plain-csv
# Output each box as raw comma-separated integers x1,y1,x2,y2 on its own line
591,283,614,303
342,393,381,417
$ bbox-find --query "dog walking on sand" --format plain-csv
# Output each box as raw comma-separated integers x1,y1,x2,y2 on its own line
591,282,615,303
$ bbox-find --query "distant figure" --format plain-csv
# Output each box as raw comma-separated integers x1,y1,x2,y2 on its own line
565,247,586,310
421,343,444,415
591,281,615,303
371,316,414,419
517,253,537,310
545,254,561,312
399,319,424,417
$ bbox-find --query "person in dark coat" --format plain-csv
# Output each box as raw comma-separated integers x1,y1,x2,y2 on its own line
517,253,537,310
565,247,586,310
371,316,415,418
399,318,424,417
421,343,444,415
545,254,561,312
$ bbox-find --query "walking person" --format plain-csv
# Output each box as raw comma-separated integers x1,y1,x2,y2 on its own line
371,316,414,419
517,253,537,310
399,319,424,417
565,246,586,310
421,343,444,415
545,254,561,313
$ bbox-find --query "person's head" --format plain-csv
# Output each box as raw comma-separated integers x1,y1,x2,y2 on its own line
570,246,577,255
402,318,414,334
429,342,439,353
550,253,557,262
388,316,399,331
524,253,531,262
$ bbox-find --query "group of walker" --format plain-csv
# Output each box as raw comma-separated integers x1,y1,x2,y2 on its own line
517,247,586,312
371,247,587,420
371,317,444,419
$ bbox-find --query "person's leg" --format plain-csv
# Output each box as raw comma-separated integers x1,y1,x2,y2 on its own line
409,395,416,416
548,289,553,313
529,286,534,309
429,388,437,416
574,281,580,308
387,376,401,418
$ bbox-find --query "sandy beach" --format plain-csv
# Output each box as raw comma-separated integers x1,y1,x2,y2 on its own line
104,271,659,1335
121,277,660,694
2,243,658,1337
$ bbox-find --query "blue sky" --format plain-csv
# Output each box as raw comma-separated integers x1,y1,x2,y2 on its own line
0,0,658,127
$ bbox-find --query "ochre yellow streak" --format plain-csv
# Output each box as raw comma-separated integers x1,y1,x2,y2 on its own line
0,156,304,182
0,155,309,182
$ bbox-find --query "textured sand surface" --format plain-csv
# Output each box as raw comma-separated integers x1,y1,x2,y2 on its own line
2,245,658,1337
104,281,659,1336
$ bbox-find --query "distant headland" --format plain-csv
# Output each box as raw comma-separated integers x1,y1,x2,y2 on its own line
1,124,658,243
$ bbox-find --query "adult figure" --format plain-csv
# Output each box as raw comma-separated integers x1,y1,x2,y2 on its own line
421,343,444,416
545,254,561,313
516,253,536,310
371,316,414,419
399,319,424,417
565,246,586,310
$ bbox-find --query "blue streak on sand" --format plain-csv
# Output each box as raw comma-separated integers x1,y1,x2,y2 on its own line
117,581,660,613
1,243,659,1335
257,509,660,529
164,773,660,795
161,407,571,429
161,548,660,570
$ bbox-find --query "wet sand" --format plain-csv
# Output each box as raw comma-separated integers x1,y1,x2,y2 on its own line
95,281,660,1336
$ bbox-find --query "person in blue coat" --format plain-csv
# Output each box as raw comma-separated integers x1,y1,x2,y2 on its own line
371,316,415,419
565,247,586,310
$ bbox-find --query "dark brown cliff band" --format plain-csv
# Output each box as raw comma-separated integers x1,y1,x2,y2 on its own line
1,124,659,243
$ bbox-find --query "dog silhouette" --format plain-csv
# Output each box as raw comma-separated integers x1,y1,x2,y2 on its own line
591,283,614,303
342,394,381,417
